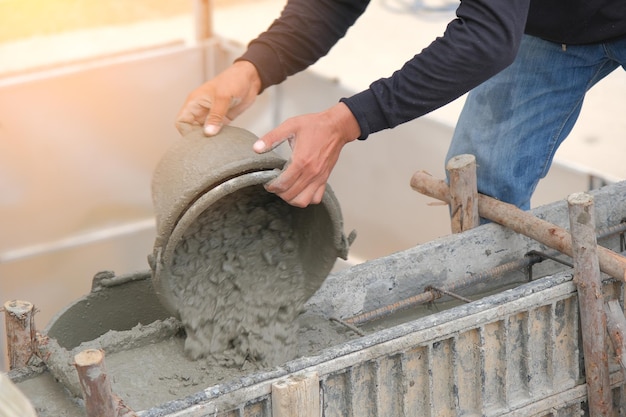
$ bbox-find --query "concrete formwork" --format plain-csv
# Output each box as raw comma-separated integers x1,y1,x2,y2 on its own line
8,181,626,416
142,273,589,417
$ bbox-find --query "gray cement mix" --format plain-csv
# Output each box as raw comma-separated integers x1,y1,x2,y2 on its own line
170,185,308,367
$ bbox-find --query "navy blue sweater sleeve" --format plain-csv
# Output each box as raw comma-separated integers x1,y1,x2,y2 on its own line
238,0,370,90
239,0,530,139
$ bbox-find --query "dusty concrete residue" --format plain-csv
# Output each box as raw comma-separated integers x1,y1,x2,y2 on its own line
170,185,308,367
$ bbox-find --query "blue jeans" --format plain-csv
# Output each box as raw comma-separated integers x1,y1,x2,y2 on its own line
447,34,626,209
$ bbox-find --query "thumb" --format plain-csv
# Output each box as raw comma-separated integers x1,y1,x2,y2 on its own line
203,122,223,136
254,132,295,154
203,113,225,136
203,99,232,136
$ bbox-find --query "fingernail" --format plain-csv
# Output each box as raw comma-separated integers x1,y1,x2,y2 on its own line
204,124,220,136
253,140,266,153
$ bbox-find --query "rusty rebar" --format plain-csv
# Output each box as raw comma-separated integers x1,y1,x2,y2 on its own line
426,286,473,303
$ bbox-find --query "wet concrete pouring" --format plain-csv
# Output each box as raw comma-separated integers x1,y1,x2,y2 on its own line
13,185,361,415
171,186,308,367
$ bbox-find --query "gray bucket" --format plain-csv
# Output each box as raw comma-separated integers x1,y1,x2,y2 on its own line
149,125,351,321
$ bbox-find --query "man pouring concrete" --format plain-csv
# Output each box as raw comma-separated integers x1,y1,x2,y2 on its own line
176,0,626,211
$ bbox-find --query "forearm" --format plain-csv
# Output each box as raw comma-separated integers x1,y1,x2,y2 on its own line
343,0,531,139
238,0,370,91
326,101,361,142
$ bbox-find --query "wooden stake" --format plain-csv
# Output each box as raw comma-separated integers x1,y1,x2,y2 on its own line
567,192,613,416
74,349,116,417
446,154,480,233
271,372,319,417
3,300,35,370
409,171,626,281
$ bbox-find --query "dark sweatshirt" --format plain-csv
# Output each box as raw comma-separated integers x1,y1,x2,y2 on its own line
238,0,626,139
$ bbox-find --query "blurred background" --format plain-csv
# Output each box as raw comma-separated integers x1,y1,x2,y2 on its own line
0,0,191,42
1,0,624,371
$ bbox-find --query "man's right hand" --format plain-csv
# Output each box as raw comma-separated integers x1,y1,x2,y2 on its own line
175,60,262,136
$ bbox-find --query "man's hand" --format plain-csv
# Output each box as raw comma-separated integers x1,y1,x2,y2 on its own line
176,61,262,136
254,102,361,207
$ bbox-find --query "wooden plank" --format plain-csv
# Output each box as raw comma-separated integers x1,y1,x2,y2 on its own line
271,372,319,417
